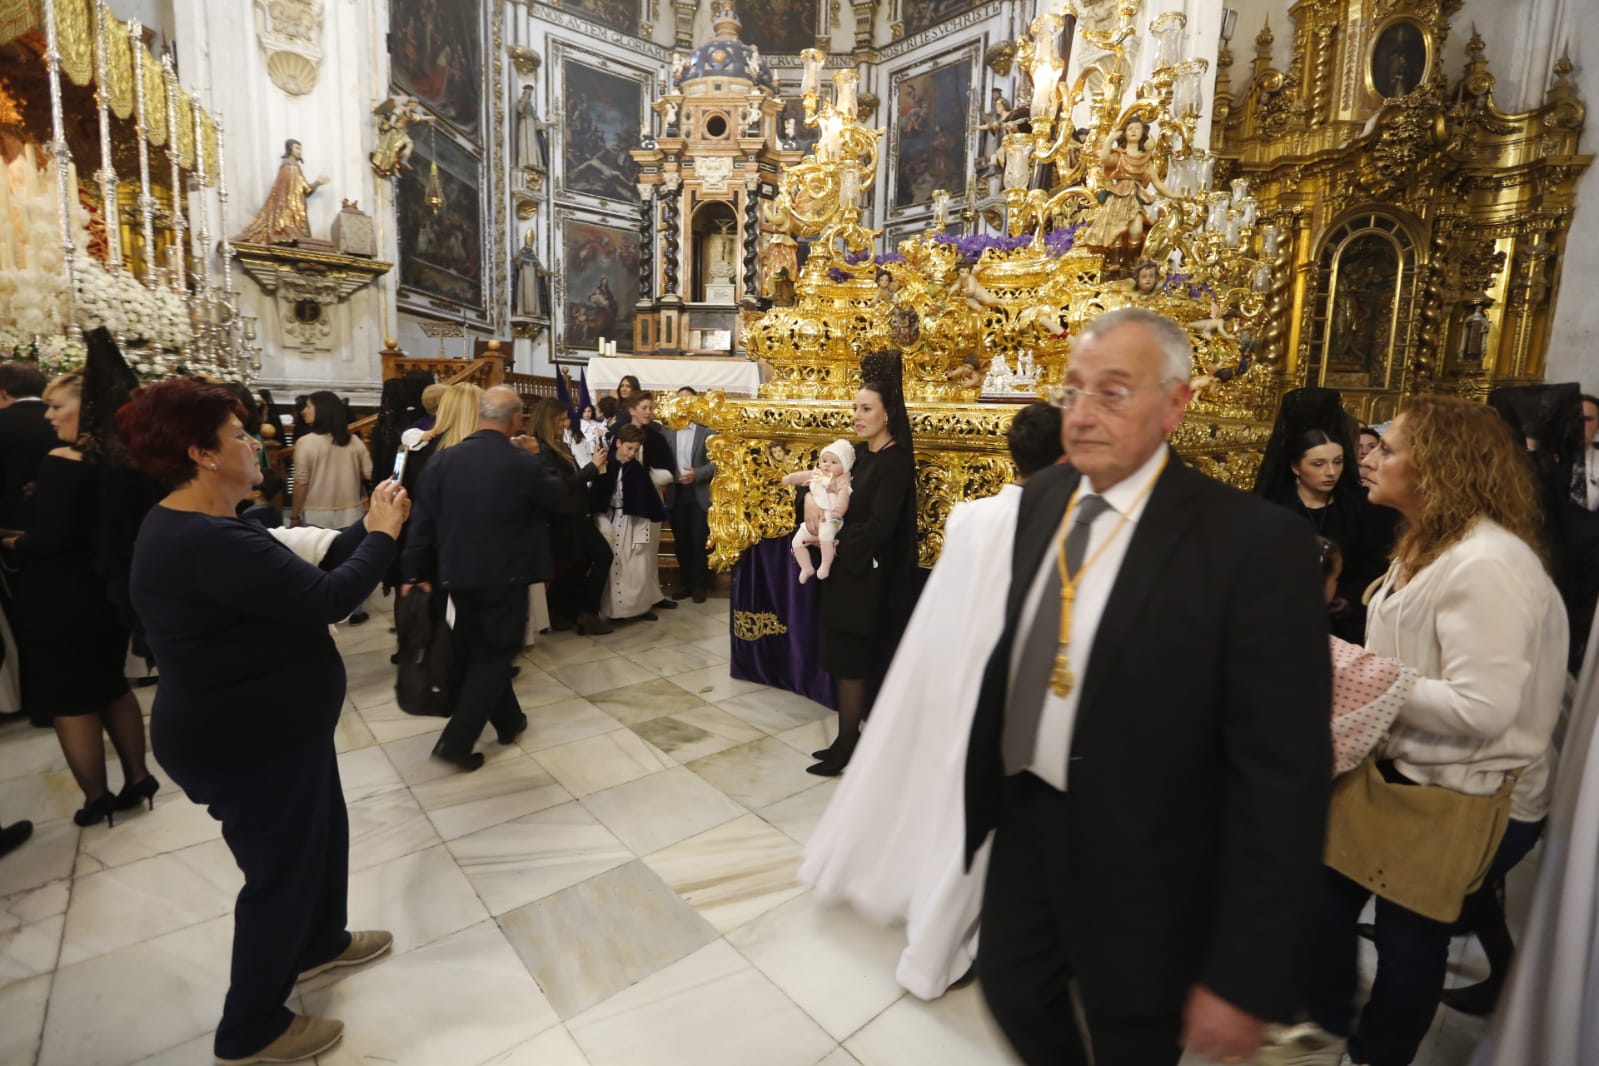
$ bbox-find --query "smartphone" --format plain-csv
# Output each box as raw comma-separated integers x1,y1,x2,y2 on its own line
391,448,408,484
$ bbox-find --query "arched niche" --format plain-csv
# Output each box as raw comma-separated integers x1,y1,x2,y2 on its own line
689,198,739,305
1305,210,1420,397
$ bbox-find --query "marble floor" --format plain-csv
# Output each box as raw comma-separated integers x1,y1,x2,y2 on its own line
0,593,1519,1066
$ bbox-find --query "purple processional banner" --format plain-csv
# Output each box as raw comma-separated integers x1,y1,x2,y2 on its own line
728,536,838,710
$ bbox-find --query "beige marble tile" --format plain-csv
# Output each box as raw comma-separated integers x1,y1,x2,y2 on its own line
665,666,767,704
843,983,1022,1066
498,860,719,1020
631,716,745,764
412,752,570,839
38,914,234,1066
130,1031,216,1065
548,657,657,698
587,678,711,726
0,876,69,927
585,621,688,657
381,728,521,788
527,636,617,671
567,940,835,1066
365,707,449,744
0,817,79,898
643,815,806,933
773,719,839,758
758,779,842,846
686,737,827,810
336,843,488,961
816,1050,864,1066
0,972,50,1066
580,767,746,855
0,724,69,782
450,803,631,916
515,697,623,753
59,838,240,967
347,787,443,873
533,729,672,798
0,912,63,982
77,794,221,872
726,892,910,1041
485,1024,592,1066
511,668,581,711
338,743,407,803
629,643,740,680
332,707,377,753
718,689,836,735
687,635,732,664
0,765,83,825
304,921,560,1066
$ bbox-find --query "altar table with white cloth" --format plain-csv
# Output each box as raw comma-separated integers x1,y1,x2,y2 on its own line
586,355,763,396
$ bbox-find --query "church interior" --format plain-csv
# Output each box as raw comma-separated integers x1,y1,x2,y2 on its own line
1,0,1596,1064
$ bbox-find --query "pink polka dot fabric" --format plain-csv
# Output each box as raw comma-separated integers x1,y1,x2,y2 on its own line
1328,637,1414,776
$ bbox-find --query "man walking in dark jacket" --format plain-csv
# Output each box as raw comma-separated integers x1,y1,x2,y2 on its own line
402,386,565,771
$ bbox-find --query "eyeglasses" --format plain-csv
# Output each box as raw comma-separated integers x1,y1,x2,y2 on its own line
1048,383,1168,414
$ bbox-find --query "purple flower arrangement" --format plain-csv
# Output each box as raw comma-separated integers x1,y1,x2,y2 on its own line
826,266,852,282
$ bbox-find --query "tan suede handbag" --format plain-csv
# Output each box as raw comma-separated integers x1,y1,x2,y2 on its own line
1323,760,1517,923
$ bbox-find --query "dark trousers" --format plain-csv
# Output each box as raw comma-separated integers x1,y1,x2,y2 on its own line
437,584,527,756
671,494,710,593
549,517,612,619
1308,816,1547,1066
979,773,1184,1066
175,740,351,1059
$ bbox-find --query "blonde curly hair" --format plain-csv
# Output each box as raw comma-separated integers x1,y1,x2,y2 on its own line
1390,394,1545,578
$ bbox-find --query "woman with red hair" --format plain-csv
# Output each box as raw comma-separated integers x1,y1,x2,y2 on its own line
119,378,411,1066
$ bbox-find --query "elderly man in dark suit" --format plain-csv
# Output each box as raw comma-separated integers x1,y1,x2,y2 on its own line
664,386,717,603
964,308,1333,1066
402,385,565,772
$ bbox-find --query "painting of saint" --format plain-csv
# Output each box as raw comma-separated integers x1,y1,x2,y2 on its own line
1370,19,1428,99
738,0,818,53
397,133,484,310
562,61,644,204
891,61,971,210
567,0,637,34
904,0,974,37
562,220,641,352
389,0,482,139
1327,233,1400,387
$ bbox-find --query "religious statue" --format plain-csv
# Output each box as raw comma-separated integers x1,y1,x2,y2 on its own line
746,45,763,80
514,229,551,318
953,259,1001,311
1080,117,1171,265
1121,258,1164,300
782,118,798,149
235,139,328,246
515,84,553,173
743,97,763,134
873,269,896,306
671,51,687,84
759,197,799,300
769,267,796,308
369,95,436,178
662,100,680,133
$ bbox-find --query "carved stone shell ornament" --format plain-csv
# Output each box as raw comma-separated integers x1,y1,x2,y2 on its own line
254,0,324,97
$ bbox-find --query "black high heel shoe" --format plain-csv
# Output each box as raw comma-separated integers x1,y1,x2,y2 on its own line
114,775,160,812
73,793,116,828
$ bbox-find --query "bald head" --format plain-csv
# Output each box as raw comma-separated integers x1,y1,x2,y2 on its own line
479,386,525,434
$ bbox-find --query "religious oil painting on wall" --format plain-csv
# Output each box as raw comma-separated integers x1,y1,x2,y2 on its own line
891,59,971,211
1326,233,1401,388
904,0,975,38
738,0,819,53
389,0,482,139
561,60,644,204
1369,18,1429,99
397,133,484,311
567,0,638,35
561,218,640,353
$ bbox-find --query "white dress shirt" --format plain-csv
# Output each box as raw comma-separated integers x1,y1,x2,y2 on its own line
1010,444,1168,790
675,424,696,478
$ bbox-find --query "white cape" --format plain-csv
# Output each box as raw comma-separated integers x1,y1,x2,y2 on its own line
799,483,1019,1000
1471,619,1599,1065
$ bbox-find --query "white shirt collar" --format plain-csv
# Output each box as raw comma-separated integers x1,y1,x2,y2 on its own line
1081,443,1168,522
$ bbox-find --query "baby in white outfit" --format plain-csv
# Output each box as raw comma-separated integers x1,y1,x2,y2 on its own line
781,439,854,583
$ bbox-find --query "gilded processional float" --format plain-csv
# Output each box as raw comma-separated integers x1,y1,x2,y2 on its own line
656,0,1588,571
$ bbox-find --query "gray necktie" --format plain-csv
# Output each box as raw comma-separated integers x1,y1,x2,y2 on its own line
1003,494,1112,775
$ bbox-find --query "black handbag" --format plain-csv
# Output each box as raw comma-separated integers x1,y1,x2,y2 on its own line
394,587,452,717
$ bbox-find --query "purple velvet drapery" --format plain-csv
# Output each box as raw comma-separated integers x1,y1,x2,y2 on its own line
728,536,837,709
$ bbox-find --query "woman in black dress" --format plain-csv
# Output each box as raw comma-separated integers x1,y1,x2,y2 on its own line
809,378,919,776
120,379,410,1065
530,398,614,634
1,371,153,827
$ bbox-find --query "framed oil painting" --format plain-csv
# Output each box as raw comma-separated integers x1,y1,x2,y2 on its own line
389,0,482,139
904,0,974,38
560,217,641,353
560,59,645,205
738,0,819,53
397,133,484,311
1368,17,1430,99
566,0,638,35
891,57,972,211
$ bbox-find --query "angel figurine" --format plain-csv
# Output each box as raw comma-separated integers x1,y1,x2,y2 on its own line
743,97,763,133
369,95,436,178
746,45,763,80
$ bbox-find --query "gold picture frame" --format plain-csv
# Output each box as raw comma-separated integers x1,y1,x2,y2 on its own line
1366,16,1433,100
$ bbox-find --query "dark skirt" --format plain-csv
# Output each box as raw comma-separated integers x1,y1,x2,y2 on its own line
17,564,131,717
820,623,873,680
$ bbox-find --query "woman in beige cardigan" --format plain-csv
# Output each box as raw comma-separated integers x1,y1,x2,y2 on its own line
1288,396,1568,1066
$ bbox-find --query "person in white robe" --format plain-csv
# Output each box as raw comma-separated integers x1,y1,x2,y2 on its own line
799,402,1064,1000
593,422,669,621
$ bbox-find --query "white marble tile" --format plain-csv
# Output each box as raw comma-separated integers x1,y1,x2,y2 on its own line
498,861,719,1020
580,767,746,855
631,715,745,764
0,818,80,897
774,720,839,758
0,725,69,782
0,765,83,825
0,876,69,927
643,814,806,933
843,983,1022,1066
726,893,910,1041
547,657,658,698
686,737,827,810
38,914,234,1066
59,838,241,967
815,1050,864,1066
584,621,689,657
511,668,581,711
303,921,561,1066
515,697,623,753
587,679,711,726
0,912,63,982
77,794,221,872
533,730,673,798
718,688,836,735
338,744,407,803
450,803,631,916
567,940,835,1066
687,635,732,664
365,708,450,744
665,666,767,704
412,753,570,840
346,787,443,873
333,843,488,964
381,729,521,787
0,972,50,1066
332,707,377,753
485,1024,592,1066
758,779,842,846
130,1030,218,1066
527,637,617,671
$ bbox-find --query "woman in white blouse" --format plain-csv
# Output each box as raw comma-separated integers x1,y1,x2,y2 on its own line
1294,396,1567,1066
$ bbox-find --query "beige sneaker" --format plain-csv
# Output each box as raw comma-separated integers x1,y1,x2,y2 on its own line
215,1015,343,1064
297,929,393,981
1256,1023,1349,1066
